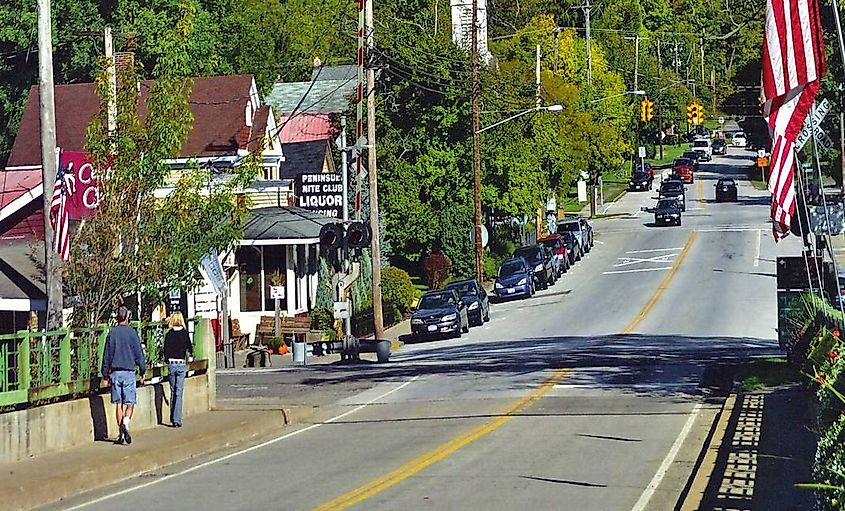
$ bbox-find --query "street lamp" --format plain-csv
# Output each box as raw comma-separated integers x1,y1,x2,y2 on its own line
590,90,646,104
477,104,564,134
472,103,565,282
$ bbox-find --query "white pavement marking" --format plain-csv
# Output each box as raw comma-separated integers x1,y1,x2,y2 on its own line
65,375,421,510
614,254,677,267
603,202,614,214
754,229,761,267
625,247,685,254
630,402,703,511
602,266,674,275
595,240,605,245
696,227,765,233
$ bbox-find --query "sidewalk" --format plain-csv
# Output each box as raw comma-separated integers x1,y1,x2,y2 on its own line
680,385,816,511
1,319,414,510
0,408,299,511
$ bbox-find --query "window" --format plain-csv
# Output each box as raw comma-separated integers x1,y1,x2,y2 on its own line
237,247,262,312
263,246,287,312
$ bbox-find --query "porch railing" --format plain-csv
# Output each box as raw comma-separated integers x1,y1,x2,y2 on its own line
0,318,211,408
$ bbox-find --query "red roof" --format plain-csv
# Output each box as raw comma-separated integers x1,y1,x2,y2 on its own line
278,114,336,143
7,75,271,167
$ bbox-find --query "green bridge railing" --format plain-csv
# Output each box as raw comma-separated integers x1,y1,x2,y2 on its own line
0,318,211,408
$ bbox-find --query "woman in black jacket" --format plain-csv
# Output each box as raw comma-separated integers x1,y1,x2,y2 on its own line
164,312,192,427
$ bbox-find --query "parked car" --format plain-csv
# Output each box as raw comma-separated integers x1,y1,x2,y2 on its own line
494,257,534,299
559,231,581,264
733,132,747,147
538,233,570,277
692,138,712,161
715,177,738,202
629,165,654,191
444,279,490,327
659,179,687,211
672,158,695,184
513,244,555,289
712,138,727,156
644,198,683,226
681,151,701,172
557,218,593,257
411,289,469,340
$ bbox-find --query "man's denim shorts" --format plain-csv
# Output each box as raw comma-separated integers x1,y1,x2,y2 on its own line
109,370,137,405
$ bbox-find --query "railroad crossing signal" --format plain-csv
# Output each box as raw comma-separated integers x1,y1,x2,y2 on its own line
687,102,703,126
640,98,654,122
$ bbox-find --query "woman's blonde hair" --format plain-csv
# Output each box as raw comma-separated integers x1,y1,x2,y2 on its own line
168,311,186,329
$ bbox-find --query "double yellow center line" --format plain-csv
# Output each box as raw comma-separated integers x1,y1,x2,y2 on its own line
312,368,572,511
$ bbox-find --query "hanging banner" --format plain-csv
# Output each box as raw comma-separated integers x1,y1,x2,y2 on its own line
58,150,101,220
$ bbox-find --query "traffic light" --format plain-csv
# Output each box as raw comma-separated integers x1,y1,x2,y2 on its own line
758,96,764,114
319,223,344,250
687,104,695,125
640,99,648,122
645,98,654,121
697,104,704,125
345,221,372,250
686,103,703,126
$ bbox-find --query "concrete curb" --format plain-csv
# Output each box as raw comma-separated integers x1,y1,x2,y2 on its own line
1,407,312,511
678,393,738,511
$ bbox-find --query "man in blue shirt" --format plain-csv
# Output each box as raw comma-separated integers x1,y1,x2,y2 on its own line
101,306,146,445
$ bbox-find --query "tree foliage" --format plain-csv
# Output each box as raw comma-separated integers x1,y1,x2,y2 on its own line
65,1,256,325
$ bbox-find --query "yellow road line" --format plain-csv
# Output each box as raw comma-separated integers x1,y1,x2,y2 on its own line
622,231,697,334
312,368,572,511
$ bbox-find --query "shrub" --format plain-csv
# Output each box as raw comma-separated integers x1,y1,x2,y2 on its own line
483,252,505,282
381,267,416,315
423,250,451,290
311,307,335,333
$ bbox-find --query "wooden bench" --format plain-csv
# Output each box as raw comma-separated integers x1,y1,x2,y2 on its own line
256,315,323,346
230,319,250,351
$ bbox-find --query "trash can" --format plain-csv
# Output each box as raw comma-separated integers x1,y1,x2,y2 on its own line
292,341,307,366
375,339,391,363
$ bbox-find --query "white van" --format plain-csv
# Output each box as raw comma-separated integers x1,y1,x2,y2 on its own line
692,138,712,161
733,132,747,148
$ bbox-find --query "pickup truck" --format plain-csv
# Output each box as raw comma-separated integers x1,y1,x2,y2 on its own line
556,218,593,257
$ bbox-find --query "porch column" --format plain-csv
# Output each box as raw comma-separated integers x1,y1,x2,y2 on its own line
286,245,295,316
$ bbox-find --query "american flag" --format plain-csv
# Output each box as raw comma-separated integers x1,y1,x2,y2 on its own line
50,157,76,261
761,0,826,240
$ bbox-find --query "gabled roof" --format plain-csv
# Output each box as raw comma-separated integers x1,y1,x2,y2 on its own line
278,113,335,143
7,74,276,168
312,65,358,82
0,240,46,310
278,140,334,179
240,206,335,245
265,79,358,115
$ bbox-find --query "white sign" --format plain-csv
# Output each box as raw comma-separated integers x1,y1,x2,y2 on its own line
200,248,226,296
718,116,725,125
334,301,351,319
451,0,493,64
269,286,285,300
577,180,588,203
638,146,646,158
796,98,831,151
469,224,489,248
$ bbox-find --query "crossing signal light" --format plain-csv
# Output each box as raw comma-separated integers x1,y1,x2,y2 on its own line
319,221,372,253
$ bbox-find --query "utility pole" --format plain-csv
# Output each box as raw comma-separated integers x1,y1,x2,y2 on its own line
471,0,484,282
583,0,596,218
633,34,640,92
657,40,664,160
536,45,541,110
674,41,680,75
37,0,62,330
365,0,384,339
711,66,716,120
104,27,117,138
584,0,592,87
699,39,705,83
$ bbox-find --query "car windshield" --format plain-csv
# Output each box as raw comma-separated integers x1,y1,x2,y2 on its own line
446,282,476,296
558,222,579,232
682,152,698,159
540,239,558,249
657,199,678,209
718,179,735,186
675,158,692,166
632,170,648,178
498,260,525,278
662,182,683,191
514,247,542,263
693,140,709,148
419,293,454,310
713,139,725,146
735,132,745,139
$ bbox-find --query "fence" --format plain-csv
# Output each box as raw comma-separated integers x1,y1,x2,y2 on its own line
0,319,210,408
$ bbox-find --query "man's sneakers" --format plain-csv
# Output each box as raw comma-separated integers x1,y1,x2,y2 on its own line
118,423,132,445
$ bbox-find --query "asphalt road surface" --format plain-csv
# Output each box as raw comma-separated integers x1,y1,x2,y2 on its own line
53,148,801,511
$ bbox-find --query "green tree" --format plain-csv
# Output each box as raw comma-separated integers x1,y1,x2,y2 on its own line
66,0,257,325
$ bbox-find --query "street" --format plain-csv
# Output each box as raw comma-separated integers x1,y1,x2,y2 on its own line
49,149,800,511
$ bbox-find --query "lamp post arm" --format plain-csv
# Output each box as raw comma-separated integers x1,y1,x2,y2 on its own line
476,108,537,134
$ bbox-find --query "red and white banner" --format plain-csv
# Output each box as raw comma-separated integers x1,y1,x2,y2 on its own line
58,150,100,220
761,0,826,240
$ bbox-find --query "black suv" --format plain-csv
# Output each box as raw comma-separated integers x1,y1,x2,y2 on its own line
712,138,727,156
659,179,686,211
513,245,555,290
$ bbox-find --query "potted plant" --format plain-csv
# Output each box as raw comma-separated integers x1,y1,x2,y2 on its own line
269,336,285,354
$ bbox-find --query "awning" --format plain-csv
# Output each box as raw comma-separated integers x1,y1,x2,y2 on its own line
239,206,336,246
